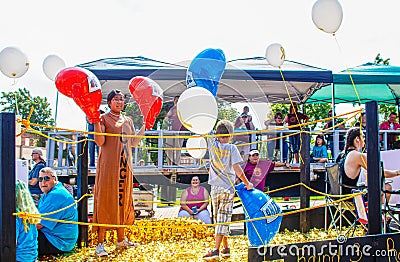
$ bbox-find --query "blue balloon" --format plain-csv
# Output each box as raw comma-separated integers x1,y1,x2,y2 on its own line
235,183,282,246
186,48,226,97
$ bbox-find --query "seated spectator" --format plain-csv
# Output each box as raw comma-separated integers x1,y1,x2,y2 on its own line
178,176,211,224
37,167,78,256
311,135,329,163
16,180,40,262
341,127,400,197
379,112,400,150
28,148,46,206
242,149,290,191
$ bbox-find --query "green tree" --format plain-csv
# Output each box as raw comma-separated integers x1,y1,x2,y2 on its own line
270,103,332,129
303,103,332,129
0,87,54,131
217,101,239,123
379,104,397,120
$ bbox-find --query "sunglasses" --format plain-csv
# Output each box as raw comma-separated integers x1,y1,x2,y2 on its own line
112,98,124,102
39,175,54,182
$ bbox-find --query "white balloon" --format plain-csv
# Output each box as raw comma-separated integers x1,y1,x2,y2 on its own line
312,0,343,34
177,87,218,135
265,43,285,68
43,54,66,81
0,47,29,78
186,136,207,159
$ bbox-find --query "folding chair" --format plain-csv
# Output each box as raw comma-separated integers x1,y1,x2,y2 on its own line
325,163,368,236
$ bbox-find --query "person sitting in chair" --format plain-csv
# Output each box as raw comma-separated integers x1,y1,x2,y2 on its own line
241,149,290,191
311,135,329,163
341,127,400,196
178,176,211,224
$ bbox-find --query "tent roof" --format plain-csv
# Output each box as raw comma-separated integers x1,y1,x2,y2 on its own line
77,56,332,104
307,62,400,105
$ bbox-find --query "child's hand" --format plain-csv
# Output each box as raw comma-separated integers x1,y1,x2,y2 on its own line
246,182,253,190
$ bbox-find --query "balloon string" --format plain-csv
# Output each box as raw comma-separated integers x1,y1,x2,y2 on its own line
333,34,366,165
279,69,305,165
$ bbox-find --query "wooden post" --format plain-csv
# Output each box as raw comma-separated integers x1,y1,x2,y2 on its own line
366,101,381,234
76,136,88,247
0,112,16,261
300,129,310,232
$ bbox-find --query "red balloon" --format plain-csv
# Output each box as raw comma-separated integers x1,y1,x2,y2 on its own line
56,67,102,123
129,76,163,130
55,67,76,98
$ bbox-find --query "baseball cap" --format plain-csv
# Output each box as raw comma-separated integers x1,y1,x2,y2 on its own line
240,113,248,118
32,148,44,160
249,149,260,156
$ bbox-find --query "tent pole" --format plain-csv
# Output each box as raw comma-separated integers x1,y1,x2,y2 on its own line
397,98,400,117
331,83,338,159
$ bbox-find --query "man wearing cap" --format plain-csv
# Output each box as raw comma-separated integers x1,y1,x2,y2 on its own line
242,149,290,191
28,148,46,205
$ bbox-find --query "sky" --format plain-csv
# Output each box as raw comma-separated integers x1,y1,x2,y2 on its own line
1,0,400,131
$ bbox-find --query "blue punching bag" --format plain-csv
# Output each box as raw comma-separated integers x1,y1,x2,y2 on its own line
186,48,226,97
235,183,282,246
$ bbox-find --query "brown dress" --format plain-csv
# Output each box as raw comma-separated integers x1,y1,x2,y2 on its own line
93,113,136,231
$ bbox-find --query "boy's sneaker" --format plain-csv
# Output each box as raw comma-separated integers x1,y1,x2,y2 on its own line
95,243,108,257
116,238,139,249
203,248,219,260
221,247,230,258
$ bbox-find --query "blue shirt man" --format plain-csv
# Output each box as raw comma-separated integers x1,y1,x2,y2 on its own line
37,167,78,255
28,148,46,196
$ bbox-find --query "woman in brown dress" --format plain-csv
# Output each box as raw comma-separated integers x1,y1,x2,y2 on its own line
93,89,145,257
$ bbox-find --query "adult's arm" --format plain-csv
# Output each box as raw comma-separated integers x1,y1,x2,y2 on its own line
93,122,105,147
347,151,400,179
274,161,290,168
132,123,146,147
29,177,38,186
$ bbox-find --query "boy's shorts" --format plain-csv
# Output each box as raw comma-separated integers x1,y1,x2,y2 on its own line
210,186,235,236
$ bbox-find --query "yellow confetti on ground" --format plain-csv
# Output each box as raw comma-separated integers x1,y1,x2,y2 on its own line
38,218,366,262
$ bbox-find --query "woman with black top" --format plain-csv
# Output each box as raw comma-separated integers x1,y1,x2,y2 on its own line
341,127,400,195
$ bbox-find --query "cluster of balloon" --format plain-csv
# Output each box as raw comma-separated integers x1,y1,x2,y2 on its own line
177,87,218,135
265,43,285,68
128,76,163,130
186,136,207,159
312,0,343,35
235,183,282,246
186,48,226,97
43,55,66,81
55,67,102,124
0,46,29,79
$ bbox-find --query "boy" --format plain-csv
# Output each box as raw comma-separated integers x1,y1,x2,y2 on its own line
203,120,253,260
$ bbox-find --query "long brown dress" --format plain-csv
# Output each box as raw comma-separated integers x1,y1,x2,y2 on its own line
93,113,136,231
